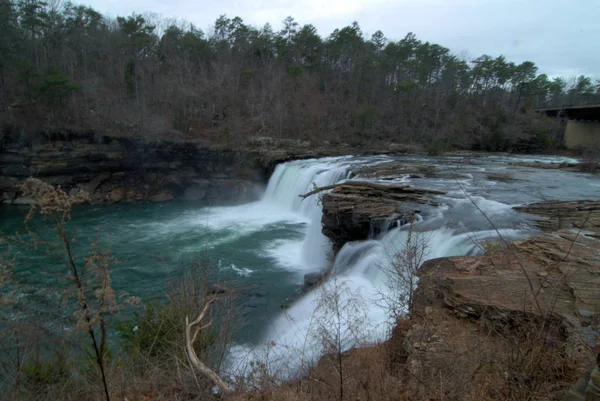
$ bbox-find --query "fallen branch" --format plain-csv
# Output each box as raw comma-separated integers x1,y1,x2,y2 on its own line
298,181,443,200
185,297,233,394
298,184,345,199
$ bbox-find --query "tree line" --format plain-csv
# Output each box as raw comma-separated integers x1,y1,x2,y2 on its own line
1,0,599,150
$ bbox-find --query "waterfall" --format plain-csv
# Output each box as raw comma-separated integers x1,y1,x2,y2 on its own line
261,158,350,269
225,156,532,379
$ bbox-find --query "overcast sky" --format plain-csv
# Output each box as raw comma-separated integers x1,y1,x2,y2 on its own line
83,0,600,79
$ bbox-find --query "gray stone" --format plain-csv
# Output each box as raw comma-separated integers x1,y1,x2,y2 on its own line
304,272,326,287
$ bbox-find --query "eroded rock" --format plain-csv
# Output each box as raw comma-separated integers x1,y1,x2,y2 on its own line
0,133,267,205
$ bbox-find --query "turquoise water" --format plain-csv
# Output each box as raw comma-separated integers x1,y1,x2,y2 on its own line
0,200,311,343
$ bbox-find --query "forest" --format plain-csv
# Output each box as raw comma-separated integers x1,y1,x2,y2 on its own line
1,0,599,150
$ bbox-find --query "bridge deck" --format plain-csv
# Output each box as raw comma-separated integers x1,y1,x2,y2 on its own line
537,104,600,121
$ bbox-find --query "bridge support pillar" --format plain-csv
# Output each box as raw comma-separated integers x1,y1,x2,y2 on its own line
564,120,600,149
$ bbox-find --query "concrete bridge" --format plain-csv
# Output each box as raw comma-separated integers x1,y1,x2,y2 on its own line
537,104,600,149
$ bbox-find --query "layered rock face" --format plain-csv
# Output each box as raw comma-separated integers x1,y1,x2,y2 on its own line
1,133,271,205
320,181,443,250
515,199,600,233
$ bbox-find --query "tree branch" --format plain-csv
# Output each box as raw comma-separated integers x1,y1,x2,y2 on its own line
298,181,443,200
185,297,233,394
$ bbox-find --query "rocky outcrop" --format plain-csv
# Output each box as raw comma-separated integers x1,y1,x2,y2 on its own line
0,132,416,205
391,203,600,399
515,199,600,233
320,182,443,250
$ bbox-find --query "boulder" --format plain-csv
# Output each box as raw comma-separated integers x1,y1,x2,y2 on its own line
109,187,125,202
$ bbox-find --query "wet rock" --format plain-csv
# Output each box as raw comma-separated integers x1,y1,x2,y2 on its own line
125,188,145,201
304,272,326,287
109,187,125,202
184,187,206,201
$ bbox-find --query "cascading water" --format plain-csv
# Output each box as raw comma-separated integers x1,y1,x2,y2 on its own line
261,158,351,269
196,157,351,273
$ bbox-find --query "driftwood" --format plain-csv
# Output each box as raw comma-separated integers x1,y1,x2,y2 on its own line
185,297,233,394
298,181,444,200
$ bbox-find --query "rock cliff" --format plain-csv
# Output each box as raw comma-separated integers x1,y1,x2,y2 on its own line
1,132,272,205
1,132,412,205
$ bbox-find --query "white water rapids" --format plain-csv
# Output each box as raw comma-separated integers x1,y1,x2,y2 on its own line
223,156,534,379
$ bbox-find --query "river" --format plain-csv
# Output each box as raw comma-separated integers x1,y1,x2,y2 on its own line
1,153,598,377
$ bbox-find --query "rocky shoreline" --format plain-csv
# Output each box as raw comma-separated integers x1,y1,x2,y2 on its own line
395,199,600,398
1,133,263,205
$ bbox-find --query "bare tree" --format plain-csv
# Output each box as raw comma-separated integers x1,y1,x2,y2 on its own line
310,277,368,401
380,222,431,322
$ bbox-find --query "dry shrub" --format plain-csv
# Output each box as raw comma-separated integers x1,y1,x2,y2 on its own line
110,259,241,401
397,305,581,401
233,344,406,401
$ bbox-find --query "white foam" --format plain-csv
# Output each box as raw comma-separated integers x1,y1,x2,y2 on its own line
263,239,306,273
197,201,308,235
